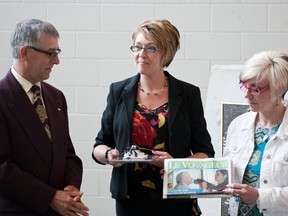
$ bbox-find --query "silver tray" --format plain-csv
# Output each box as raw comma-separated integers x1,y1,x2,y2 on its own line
110,154,154,163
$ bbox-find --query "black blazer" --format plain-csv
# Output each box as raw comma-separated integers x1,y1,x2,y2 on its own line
93,71,214,199
0,70,83,215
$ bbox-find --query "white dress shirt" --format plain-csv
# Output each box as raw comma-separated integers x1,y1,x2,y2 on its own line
11,66,42,104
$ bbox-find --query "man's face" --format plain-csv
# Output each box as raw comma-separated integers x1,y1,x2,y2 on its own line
182,172,193,185
24,35,60,84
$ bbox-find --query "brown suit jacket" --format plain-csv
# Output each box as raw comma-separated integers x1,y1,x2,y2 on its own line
0,70,83,215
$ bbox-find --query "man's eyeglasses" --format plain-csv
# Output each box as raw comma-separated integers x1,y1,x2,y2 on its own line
239,82,270,96
130,45,160,53
27,46,61,58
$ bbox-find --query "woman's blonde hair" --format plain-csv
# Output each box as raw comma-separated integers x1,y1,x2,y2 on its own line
240,50,288,98
131,19,180,67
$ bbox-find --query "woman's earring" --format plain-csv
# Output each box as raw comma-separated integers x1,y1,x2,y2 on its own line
275,98,279,106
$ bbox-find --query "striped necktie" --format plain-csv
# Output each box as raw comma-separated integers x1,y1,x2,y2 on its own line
30,85,52,141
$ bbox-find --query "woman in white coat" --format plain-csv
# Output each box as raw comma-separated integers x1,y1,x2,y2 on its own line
223,50,288,216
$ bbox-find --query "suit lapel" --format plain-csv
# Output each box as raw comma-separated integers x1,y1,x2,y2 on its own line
166,72,183,129
41,83,68,183
122,74,139,125
42,83,67,154
6,72,52,167
41,84,62,144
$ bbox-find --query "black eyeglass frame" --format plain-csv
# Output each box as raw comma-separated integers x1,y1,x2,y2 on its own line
27,46,61,58
130,45,160,53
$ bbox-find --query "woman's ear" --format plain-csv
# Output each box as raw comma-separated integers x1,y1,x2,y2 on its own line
282,91,288,106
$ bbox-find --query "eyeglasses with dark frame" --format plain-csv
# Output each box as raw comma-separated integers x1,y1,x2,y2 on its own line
130,45,160,53
27,46,61,58
239,81,270,96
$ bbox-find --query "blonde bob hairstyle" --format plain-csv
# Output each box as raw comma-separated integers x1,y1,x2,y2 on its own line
240,50,288,98
131,19,180,68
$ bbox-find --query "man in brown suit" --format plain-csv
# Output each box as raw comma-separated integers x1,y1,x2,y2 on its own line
0,19,89,216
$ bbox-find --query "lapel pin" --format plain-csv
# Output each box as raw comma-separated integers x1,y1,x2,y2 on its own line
57,108,61,111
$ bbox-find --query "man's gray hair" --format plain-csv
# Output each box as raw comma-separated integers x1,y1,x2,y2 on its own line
10,19,59,59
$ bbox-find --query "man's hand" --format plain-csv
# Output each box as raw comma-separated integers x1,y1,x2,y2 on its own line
50,186,89,216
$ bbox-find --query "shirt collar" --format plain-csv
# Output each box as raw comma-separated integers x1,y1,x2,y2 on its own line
11,66,41,92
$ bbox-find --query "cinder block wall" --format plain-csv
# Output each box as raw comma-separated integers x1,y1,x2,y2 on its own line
0,1,288,215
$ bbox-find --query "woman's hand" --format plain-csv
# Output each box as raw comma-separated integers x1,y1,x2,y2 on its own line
150,150,173,168
107,149,124,167
223,183,259,204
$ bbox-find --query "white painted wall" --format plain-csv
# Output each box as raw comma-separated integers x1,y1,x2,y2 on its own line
1,1,288,215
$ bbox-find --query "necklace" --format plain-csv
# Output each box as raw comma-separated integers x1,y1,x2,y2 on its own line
138,76,168,96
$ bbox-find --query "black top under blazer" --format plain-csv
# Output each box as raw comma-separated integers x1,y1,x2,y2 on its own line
93,71,215,199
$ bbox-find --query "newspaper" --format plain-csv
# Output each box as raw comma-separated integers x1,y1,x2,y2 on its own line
163,157,232,198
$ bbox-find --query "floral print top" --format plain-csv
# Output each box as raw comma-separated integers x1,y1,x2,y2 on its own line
126,102,169,199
